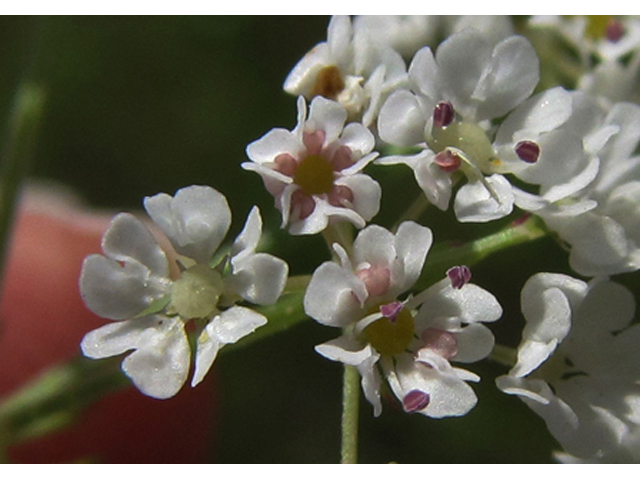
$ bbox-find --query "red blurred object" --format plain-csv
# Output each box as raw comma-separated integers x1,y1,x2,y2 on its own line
0,185,216,463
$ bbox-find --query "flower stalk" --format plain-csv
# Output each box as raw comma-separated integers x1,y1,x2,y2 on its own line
341,364,360,464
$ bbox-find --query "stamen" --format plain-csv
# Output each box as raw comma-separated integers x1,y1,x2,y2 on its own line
402,390,430,413
515,140,540,164
328,185,355,208
274,153,297,177
433,101,454,128
380,301,404,323
356,264,391,297
329,145,354,171
433,149,462,173
606,20,625,42
290,190,316,220
447,265,471,289
303,130,326,156
421,328,458,359
312,65,345,100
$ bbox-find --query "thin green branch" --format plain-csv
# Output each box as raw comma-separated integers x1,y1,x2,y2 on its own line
0,83,47,287
341,364,360,464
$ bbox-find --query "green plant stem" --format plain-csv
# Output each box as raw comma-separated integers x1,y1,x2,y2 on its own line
341,364,360,464
393,193,430,230
0,83,46,288
417,215,548,290
489,344,518,368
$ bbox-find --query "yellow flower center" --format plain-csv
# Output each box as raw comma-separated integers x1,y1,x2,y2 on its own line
362,305,415,356
293,154,335,196
170,264,223,319
585,15,613,39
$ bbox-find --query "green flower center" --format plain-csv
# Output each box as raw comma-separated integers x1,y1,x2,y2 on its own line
428,121,496,174
171,264,223,319
294,154,335,196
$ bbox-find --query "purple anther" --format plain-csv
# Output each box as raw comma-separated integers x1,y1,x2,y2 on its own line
380,301,404,323
433,149,461,173
606,20,625,43
447,265,471,290
433,101,455,128
402,390,430,413
515,141,540,164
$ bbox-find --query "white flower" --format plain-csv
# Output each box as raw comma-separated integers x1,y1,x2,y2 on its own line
353,15,439,58
517,100,640,276
377,31,542,222
304,222,502,417
243,96,381,235
284,15,407,127
579,54,640,105
497,273,640,462
530,15,640,63
80,185,288,398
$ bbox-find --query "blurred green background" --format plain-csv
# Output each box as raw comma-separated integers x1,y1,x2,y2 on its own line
3,15,634,463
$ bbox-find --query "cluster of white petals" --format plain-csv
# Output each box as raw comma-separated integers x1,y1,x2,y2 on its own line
304,223,502,417
516,99,640,276
80,185,288,398
284,15,407,127
243,96,381,235
376,31,546,222
497,273,640,462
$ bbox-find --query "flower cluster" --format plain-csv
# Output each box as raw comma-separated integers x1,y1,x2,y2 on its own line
77,15,640,463
80,185,288,398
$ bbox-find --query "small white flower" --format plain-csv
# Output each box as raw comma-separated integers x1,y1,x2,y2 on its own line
377,31,543,222
497,273,640,462
80,185,288,398
517,100,640,276
530,15,640,63
305,222,502,417
243,96,381,235
284,15,407,127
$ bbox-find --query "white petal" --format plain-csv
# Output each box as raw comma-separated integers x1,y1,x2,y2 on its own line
435,31,492,119
144,185,231,265
495,87,572,145
80,254,168,320
304,261,363,327
192,307,267,387
339,122,375,156
473,35,540,121
315,335,376,366
377,89,427,146
335,173,382,223
352,224,396,268
283,43,331,97
246,128,303,164
307,96,347,145
408,46,440,100
231,206,262,257
230,252,288,305
82,315,190,399
454,174,514,223
393,221,433,292
451,323,495,363
102,213,169,277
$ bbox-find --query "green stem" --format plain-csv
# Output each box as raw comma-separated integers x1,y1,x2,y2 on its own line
393,193,430,231
417,215,548,290
489,344,518,368
341,364,360,464
0,83,46,286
